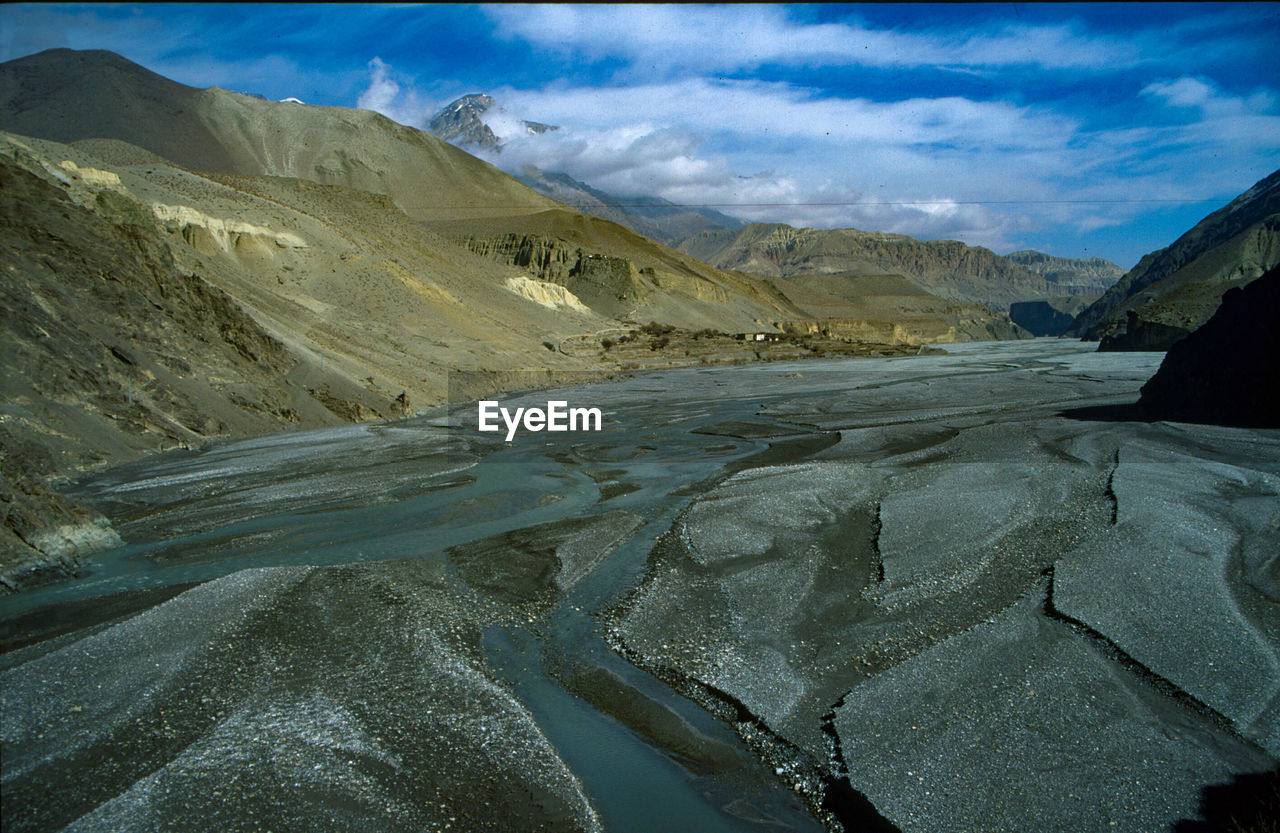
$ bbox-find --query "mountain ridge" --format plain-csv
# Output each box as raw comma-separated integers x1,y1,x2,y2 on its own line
426,93,744,245
675,222,1114,312
1068,168,1280,347
427,93,558,150
0,48,563,222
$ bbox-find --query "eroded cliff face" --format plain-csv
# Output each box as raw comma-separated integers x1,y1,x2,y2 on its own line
678,223,1061,311
457,233,582,283
1005,251,1122,296
455,234,653,319
0,152,387,588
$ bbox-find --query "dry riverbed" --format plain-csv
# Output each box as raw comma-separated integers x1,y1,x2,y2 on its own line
2,340,1277,833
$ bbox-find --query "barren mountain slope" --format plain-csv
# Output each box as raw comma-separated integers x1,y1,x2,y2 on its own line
678,223,1059,311
4,131,619,403
764,273,1030,343
1068,168,1280,347
0,142,371,587
0,130,627,585
0,49,561,222
421,210,803,332
1004,250,1122,296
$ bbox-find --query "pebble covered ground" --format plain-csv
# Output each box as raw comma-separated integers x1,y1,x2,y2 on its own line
3,341,1276,832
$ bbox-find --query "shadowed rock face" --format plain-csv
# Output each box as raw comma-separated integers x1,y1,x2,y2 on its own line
1009,296,1095,336
1097,311,1194,351
1138,266,1280,428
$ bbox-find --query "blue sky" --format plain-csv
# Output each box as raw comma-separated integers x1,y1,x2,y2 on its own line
3,3,1278,268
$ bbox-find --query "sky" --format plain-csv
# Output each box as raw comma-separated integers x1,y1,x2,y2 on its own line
2,3,1278,269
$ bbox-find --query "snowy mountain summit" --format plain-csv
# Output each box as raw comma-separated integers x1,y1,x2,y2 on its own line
427,93,556,151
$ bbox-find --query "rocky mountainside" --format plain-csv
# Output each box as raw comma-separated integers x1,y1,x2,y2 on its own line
1138,265,1280,427
0,144,390,587
1005,250,1122,296
427,93,556,150
678,223,1070,312
0,49,561,222
419,209,803,332
515,166,743,246
1068,168,1280,347
426,94,742,246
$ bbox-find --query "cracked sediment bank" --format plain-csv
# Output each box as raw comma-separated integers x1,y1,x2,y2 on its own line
3,340,1277,832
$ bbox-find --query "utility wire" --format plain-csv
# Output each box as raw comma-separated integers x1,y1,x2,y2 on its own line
395,198,1223,209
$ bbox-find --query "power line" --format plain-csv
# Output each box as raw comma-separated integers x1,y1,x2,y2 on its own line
397,198,1224,209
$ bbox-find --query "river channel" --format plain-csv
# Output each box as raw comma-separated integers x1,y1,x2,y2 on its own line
3,340,1276,833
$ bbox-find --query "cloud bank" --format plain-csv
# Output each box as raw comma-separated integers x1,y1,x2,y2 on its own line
355,53,1278,257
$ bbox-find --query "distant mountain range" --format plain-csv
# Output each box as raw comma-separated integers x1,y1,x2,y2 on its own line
513,165,745,247
425,93,1122,310
427,93,557,150
1004,250,1123,295
676,223,1121,312
426,93,743,246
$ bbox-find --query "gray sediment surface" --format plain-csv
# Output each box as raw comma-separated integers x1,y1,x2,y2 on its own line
3,341,1277,832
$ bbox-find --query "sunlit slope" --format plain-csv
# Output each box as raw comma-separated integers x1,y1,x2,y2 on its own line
3,131,613,410
0,48,560,221
679,223,1060,311
763,273,1029,343
0,49,795,334
422,209,806,332
1068,168,1280,348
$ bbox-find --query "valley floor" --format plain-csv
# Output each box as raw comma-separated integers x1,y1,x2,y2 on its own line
1,340,1277,833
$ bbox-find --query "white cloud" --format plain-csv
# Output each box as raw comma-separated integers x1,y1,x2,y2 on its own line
1142,75,1280,123
356,57,399,113
482,5,1148,74
354,57,438,127
452,68,1279,257
1142,77,1216,109
495,78,1077,151
346,43,1277,259
461,77,1086,248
